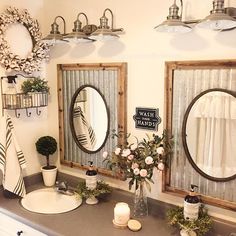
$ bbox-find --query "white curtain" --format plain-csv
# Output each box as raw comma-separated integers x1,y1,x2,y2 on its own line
190,92,236,178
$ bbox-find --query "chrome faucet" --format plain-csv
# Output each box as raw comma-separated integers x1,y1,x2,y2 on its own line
55,181,74,196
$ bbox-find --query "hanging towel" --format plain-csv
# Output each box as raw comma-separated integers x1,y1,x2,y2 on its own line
73,106,96,150
0,115,26,197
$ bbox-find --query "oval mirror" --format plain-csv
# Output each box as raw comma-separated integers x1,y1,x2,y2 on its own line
182,88,236,181
69,85,109,153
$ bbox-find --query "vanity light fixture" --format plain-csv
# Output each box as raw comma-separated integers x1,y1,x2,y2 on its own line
154,0,192,33
155,0,236,33
42,16,67,45
64,13,96,43
197,0,236,30
89,8,124,41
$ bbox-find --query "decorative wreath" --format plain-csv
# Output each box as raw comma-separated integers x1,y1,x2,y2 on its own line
0,7,49,75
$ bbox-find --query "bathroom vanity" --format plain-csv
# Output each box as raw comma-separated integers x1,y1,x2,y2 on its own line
0,173,236,236
0,182,173,236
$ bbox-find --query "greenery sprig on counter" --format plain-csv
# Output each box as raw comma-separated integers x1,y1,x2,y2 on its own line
167,204,213,236
75,181,112,199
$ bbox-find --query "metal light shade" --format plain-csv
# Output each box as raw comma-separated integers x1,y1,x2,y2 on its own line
197,12,236,30
64,13,94,43
42,16,67,45
197,0,236,30
89,8,122,41
154,1,192,33
155,19,191,33
89,28,119,41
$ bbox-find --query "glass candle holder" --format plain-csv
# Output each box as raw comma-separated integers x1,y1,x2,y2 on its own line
113,202,130,227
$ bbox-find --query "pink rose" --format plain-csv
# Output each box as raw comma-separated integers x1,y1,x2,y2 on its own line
132,163,139,169
115,147,121,155
145,156,153,165
102,151,108,159
156,147,164,155
133,168,140,175
128,154,134,161
140,169,147,177
157,162,165,171
122,149,131,157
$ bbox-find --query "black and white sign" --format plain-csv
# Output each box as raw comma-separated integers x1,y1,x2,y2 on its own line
133,107,161,131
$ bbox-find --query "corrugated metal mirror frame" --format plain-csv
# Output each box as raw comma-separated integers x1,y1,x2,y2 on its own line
57,63,127,176
163,60,236,211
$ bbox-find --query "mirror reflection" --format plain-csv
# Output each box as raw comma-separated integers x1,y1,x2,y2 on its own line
70,85,109,153
183,89,236,179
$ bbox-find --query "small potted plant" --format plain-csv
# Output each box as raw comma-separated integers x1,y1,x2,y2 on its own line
167,205,212,236
21,77,50,106
35,136,57,186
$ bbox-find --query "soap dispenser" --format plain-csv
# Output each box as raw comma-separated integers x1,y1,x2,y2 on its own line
4,75,18,108
85,161,97,190
184,184,200,221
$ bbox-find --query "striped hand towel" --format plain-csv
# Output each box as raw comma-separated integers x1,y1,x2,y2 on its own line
0,115,26,197
73,106,96,150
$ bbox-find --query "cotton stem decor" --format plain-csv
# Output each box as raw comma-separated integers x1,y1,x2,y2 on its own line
0,7,49,75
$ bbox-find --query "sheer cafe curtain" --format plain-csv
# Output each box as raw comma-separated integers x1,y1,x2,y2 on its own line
190,92,236,177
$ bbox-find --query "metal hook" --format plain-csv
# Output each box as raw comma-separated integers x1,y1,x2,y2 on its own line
15,109,20,118
36,107,41,116
25,108,31,117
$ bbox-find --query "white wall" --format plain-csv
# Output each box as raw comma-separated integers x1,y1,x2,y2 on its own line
0,0,55,182
0,0,236,223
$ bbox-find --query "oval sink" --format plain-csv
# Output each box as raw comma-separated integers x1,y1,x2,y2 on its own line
21,188,82,214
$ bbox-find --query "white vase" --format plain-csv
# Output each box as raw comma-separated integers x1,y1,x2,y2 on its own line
180,229,197,236
86,196,98,205
41,166,57,187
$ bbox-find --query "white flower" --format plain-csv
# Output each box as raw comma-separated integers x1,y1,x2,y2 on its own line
133,168,140,175
132,163,139,169
128,154,134,161
130,143,138,150
102,151,108,159
140,169,147,177
122,148,131,157
157,162,165,171
115,147,121,155
156,146,164,155
145,156,153,165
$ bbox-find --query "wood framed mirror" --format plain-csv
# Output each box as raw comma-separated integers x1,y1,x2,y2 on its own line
58,63,127,176
163,59,236,210
69,85,109,154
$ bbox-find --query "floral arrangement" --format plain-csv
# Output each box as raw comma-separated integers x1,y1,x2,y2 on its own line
103,130,172,191
0,7,49,74
166,205,213,236
75,181,112,199
21,77,50,93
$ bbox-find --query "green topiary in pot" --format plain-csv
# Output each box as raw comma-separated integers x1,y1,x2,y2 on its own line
35,136,57,170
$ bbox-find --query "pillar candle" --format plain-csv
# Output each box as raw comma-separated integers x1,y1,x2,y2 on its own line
114,202,130,226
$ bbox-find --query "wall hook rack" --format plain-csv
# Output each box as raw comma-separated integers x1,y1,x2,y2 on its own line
1,76,48,118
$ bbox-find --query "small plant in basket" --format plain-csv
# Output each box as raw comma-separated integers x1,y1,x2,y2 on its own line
21,77,49,94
